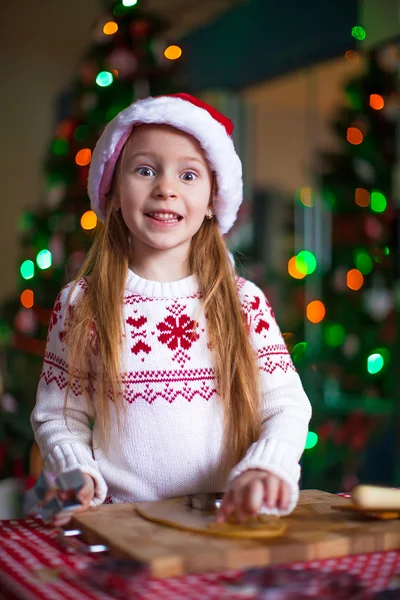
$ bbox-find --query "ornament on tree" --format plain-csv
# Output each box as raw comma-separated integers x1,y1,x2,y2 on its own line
363,275,394,321
130,18,152,39
44,183,66,209
364,215,383,240
0,393,17,413
49,233,65,267
14,309,37,336
342,334,360,358
80,93,97,113
332,267,348,292
353,157,375,183
70,250,86,273
377,43,400,72
106,48,138,78
384,92,400,121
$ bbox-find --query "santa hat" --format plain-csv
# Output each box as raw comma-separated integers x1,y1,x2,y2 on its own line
88,93,243,235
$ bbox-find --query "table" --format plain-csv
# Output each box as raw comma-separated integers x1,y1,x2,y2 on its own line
1,517,399,599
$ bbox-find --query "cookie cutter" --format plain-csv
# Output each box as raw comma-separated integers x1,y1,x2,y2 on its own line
24,468,85,522
187,493,224,511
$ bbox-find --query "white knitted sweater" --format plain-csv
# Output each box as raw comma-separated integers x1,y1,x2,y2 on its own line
31,270,312,516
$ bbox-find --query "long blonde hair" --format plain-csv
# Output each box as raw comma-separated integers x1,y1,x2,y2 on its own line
64,151,261,471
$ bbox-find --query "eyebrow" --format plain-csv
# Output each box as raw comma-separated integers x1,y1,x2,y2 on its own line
125,152,206,166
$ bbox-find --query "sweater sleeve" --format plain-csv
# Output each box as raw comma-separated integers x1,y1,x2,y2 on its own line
30,281,107,506
228,279,312,516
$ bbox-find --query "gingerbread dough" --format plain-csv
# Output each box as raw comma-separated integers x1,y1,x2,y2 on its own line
136,502,286,539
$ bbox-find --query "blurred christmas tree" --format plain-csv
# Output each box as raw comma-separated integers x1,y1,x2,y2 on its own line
293,42,400,492
0,0,182,481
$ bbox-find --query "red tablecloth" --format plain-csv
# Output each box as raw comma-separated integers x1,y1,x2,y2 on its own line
1,517,399,599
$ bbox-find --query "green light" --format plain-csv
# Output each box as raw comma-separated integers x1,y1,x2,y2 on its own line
96,71,113,87
354,249,373,274
73,124,90,142
324,323,346,347
122,0,138,5
352,26,366,40
305,431,318,450
291,341,307,364
51,138,69,156
36,249,52,270
296,250,317,275
371,190,387,213
20,260,34,280
383,246,390,256
367,353,384,374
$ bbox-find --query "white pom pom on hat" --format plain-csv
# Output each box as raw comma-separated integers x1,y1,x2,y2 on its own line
87,93,243,235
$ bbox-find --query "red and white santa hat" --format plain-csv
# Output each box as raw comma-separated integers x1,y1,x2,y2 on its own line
88,93,243,235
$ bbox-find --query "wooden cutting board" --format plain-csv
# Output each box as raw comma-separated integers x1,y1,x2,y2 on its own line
71,490,400,578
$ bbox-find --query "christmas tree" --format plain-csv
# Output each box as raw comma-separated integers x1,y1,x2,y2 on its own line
292,42,400,492
0,0,182,481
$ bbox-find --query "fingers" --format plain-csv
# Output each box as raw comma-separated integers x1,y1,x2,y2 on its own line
264,473,280,509
278,481,291,511
217,471,292,524
43,473,95,528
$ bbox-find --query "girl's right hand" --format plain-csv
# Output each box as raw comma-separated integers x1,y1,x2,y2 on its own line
41,473,95,528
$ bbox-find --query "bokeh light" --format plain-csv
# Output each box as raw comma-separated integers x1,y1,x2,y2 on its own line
298,187,315,207
20,260,34,280
371,190,387,213
351,26,366,40
296,250,317,275
305,431,318,450
324,323,346,347
369,94,384,110
354,249,373,275
103,21,118,35
288,256,306,280
355,188,370,207
20,289,34,309
96,71,114,87
75,149,92,166
164,45,182,60
367,353,384,374
36,249,52,270
346,269,364,290
81,210,98,230
347,127,363,145
306,300,326,323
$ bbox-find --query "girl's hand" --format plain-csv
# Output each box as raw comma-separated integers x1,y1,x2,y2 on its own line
216,469,291,523
41,473,95,528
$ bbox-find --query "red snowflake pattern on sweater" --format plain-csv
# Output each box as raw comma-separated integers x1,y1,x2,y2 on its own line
156,300,200,368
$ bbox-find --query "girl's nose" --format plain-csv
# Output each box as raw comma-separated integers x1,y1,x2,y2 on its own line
153,174,178,199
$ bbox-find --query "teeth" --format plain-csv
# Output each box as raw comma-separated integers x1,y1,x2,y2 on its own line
148,212,180,220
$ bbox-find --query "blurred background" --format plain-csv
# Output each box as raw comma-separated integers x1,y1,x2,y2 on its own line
0,0,399,517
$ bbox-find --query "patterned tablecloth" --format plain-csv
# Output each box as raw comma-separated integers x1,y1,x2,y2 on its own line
1,517,399,599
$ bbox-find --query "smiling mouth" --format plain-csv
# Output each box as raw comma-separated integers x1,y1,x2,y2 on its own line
145,212,183,223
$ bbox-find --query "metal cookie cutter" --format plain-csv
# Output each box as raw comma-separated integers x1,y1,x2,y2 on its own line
187,493,224,511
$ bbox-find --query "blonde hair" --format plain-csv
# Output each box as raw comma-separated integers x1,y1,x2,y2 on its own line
64,142,261,471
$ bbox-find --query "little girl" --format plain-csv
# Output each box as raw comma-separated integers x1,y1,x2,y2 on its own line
31,93,312,528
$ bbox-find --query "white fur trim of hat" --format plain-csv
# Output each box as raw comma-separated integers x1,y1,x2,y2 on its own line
87,93,243,235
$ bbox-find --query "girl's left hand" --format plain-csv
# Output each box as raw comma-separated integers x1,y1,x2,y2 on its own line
216,469,291,523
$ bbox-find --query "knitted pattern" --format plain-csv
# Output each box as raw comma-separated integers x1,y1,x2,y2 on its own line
31,271,312,516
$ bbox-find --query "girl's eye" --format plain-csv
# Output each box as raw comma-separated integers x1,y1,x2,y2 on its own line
180,171,198,182
137,167,155,177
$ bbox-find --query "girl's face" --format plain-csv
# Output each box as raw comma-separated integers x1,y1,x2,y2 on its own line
117,124,213,265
